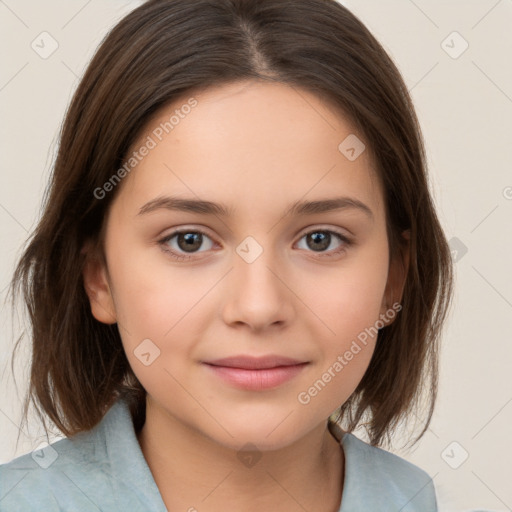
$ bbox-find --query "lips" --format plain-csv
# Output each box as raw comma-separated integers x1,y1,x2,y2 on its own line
204,355,307,370
202,355,309,390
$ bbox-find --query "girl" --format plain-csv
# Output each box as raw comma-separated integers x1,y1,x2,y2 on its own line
0,0,454,510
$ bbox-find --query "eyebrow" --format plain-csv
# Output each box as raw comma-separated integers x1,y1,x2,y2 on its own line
137,195,374,220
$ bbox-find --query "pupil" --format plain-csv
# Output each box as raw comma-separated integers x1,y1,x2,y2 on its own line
179,232,202,252
308,232,330,251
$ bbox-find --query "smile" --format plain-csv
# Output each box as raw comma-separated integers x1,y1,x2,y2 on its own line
202,362,309,391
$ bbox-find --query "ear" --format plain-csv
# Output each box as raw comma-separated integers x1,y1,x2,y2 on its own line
380,229,410,326
81,240,117,324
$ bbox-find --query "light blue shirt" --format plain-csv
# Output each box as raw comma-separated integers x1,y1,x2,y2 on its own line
0,397,437,511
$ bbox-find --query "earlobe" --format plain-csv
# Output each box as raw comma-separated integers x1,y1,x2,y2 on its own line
82,242,117,325
380,230,410,325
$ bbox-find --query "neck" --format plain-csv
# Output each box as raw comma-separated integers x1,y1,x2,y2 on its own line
136,398,345,512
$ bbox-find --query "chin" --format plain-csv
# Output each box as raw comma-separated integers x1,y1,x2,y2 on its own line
217,430,301,453
198,414,312,452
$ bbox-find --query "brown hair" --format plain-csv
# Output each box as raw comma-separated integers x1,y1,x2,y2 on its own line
9,0,453,449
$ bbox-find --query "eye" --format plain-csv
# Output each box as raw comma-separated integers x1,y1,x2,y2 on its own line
295,229,352,258
158,229,216,261
158,227,352,262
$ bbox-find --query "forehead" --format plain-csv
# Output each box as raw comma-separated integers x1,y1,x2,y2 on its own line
115,79,384,220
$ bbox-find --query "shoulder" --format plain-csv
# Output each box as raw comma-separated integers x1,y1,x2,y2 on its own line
340,432,438,512
0,398,155,512
0,426,116,512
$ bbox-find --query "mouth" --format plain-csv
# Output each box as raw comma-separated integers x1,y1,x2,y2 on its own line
202,355,310,391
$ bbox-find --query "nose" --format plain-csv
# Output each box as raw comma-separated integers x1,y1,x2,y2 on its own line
221,242,295,332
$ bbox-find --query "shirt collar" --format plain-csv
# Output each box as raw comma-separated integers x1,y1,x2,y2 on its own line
99,396,430,511
99,396,168,511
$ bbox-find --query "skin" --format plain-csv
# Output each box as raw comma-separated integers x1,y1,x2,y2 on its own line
83,79,408,512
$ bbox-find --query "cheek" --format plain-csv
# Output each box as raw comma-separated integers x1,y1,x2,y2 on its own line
295,245,388,395
299,250,389,337
107,243,215,375
107,237,197,327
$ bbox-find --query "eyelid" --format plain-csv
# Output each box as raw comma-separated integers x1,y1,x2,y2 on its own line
296,224,352,239
158,224,352,245
158,224,217,240
159,226,217,246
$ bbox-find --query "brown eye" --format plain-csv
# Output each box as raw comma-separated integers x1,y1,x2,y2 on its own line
296,229,351,257
305,231,331,251
176,232,204,253
159,229,216,260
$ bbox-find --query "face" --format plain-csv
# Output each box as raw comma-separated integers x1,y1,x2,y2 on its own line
84,79,406,451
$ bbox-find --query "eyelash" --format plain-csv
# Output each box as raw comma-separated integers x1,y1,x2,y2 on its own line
158,227,352,262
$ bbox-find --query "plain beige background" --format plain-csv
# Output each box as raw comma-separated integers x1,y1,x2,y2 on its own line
1,1,511,511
